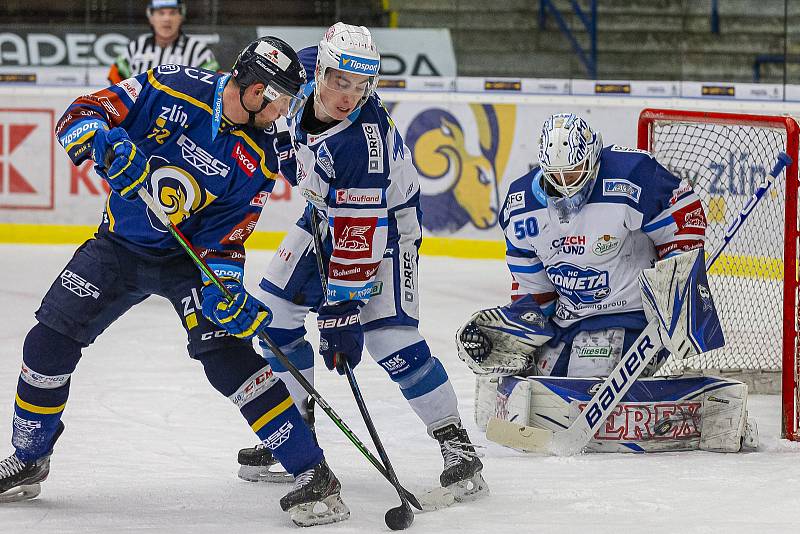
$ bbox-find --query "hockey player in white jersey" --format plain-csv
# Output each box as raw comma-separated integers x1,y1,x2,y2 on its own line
461,112,709,378
219,23,488,502
458,113,755,453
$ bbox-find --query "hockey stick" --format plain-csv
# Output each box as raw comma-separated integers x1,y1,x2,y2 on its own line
309,207,416,529
486,152,792,455
132,187,421,511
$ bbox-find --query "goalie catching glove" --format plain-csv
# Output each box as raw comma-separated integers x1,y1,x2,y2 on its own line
456,295,554,376
201,278,272,339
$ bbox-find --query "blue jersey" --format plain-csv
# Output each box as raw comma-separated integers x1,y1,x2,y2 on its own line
55,65,280,281
286,88,421,304
500,145,706,329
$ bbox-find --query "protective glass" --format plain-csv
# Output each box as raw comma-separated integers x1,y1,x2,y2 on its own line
319,68,374,99
264,81,308,119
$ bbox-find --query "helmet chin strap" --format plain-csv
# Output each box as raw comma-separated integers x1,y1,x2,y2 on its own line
238,86,269,128
313,85,339,122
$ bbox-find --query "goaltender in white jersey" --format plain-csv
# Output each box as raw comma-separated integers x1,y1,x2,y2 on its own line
459,113,757,453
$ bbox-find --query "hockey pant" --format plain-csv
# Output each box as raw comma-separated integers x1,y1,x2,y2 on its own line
536,313,670,378
11,235,322,475
254,220,461,433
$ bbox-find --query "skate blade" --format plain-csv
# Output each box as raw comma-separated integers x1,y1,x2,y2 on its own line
288,493,350,527
448,472,489,503
238,464,294,483
0,483,42,503
415,486,456,512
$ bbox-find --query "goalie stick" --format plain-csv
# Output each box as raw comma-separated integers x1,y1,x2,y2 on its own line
486,152,792,455
131,187,425,512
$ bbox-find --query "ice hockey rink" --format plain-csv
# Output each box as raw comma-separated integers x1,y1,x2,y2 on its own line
1,244,799,534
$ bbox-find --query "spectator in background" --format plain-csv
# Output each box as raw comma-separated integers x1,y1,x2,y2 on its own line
108,0,219,83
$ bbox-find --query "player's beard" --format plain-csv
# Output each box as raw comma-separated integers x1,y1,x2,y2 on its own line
251,116,273,130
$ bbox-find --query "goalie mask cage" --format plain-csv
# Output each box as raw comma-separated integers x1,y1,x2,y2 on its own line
637,108,799,441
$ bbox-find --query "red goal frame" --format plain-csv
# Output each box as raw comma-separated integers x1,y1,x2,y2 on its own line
637,108,800,441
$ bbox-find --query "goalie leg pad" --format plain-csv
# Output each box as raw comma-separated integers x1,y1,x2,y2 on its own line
474,376,499,431
487,375,753,453
699,382,748,453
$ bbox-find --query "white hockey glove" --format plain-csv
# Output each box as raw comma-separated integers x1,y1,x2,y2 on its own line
456,295,554,376
639,248,725,364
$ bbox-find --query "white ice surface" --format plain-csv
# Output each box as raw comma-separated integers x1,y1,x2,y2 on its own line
1,244,799,534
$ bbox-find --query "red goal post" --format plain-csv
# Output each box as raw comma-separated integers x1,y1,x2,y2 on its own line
637,108,799,441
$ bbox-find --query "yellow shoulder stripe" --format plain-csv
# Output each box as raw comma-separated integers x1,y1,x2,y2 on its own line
147,71,212,115
146,72,277,181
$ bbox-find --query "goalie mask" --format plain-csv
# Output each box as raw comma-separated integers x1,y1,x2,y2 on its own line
538,113,603,221
314,22,380,118
232,37,308,126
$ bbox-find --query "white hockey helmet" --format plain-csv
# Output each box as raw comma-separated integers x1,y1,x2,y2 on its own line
538,113,603,198
315,22,380,111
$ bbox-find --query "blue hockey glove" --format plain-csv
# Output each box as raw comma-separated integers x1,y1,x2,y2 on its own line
201,279,272,339
317,300,363,375
92,127,149,200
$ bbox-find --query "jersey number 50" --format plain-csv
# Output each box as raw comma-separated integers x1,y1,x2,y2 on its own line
513,217,539,239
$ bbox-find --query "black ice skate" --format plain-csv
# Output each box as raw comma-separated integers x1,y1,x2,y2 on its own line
238,397,316,483
0,422,64,503
433,423,489,502
279,459,349,527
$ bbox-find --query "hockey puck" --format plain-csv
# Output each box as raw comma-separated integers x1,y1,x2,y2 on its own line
384,503,414,530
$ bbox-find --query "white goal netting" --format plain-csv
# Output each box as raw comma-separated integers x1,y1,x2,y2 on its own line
644,115,794,393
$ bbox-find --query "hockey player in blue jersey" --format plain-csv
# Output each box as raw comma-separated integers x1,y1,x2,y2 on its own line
224,23,488,503
0,37,352,525
458,113,756,452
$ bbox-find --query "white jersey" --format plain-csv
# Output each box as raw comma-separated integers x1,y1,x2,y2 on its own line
500,145,706,329
285,88,421,304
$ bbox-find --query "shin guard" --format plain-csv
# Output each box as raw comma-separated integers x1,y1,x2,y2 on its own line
13,324,82,462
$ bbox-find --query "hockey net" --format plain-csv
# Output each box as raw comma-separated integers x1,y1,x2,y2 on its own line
638,108,799,441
